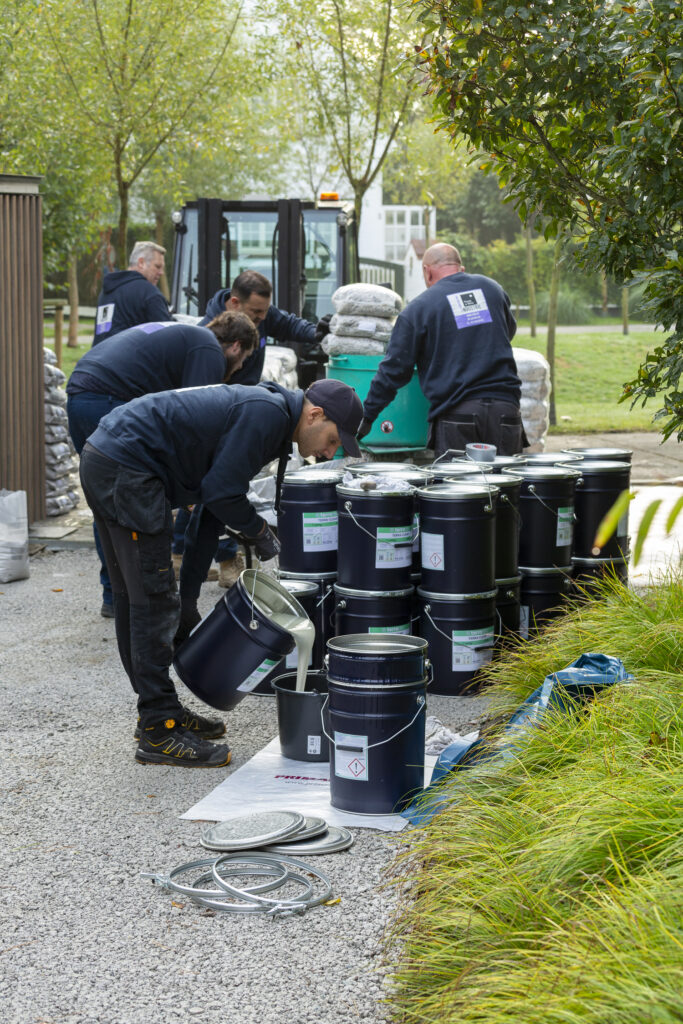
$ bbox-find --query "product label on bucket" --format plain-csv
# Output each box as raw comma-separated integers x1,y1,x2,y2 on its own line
237,657,280,693
375,526,413,569
302,510,338,551
334,732,369,781
556,506,574,547
307,735,321,755
421,531,445,571
369,624,411,635
451,627,495,670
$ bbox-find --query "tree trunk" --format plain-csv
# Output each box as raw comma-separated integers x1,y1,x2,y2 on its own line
155,210,170,300
600,270,609,314
546,236,562,427
117,182,129,265
622,285,629,336
525,223,537,337
67,252,80,348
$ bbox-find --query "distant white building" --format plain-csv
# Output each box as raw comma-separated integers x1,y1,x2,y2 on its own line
358,179,436,301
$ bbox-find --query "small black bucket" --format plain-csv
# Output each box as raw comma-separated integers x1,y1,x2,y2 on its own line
495,575,522,641
508,465,582,569
277,467,344,575
459,471,522,580
173,570,306,711
519,565,573,637
417,483,498,595
337,482,416,592
571,555,629,597
272,669,329,762
334,584,414,637
248,578,320,696
326,635,428,815
562,460,631,560
416,587,496,695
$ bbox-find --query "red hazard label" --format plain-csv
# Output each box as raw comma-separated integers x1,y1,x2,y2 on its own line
430,552,442,567
380,420,394,433
349,758,366,777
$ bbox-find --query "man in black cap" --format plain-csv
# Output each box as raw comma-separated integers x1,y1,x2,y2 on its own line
78,377,362,768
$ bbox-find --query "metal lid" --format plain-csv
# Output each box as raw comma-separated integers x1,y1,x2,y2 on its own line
449,454,527,470
337,482,415,498
279,570,337,582
259,815,328,845
525,452,583,465
333,584,414,599
327,634,428,656
455,472,522,488
560,459,631,475
430,463,488,480
283,467,344,485
495,575,522,585
505,465,581,481
417,482,500,501
200,811,305,852
563,446,633,461
519,565,573,576
263,825,354,856
349,461,420,476
571,555,629,567
280,579,319,598
417,586,498,601
374,469,435,487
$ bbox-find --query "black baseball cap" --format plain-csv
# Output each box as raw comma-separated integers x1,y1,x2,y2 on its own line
305,379,363,457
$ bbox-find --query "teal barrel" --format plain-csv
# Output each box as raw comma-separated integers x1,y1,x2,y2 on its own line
326,353,430,449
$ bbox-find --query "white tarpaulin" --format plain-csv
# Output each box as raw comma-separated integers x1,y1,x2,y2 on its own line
182,737,437,832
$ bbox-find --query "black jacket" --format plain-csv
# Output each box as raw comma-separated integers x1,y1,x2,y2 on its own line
92,271,171,344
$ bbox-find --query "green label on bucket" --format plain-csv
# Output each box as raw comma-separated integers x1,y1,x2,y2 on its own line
237,657,279,693
451,627,494,671
369,624,411,634
302,510,338,551
334,732,369,781
376,525,413,569
556,506,574,546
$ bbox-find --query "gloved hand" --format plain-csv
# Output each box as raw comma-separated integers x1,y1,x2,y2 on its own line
313,313,332,345
357,417,373,442
174,601,201,650
248,521,281,562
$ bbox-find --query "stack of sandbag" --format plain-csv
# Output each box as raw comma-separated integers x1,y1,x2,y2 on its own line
322,283,403,356
512,347,551,453
43,348,80,515
262,344,298,390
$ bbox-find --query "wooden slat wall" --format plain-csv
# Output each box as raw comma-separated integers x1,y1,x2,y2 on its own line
0,181,45,522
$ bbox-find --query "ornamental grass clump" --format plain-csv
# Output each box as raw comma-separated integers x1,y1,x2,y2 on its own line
386,573,683,1024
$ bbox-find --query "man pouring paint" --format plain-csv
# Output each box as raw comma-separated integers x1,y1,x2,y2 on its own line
78,378,363,768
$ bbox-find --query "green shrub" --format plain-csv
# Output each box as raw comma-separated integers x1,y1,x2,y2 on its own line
535,286,593,324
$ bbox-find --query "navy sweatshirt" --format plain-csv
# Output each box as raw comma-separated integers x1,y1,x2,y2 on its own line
93,270,171,344
200,288,316,386
363,272,520,424
88,382,304,536
67,323,226,400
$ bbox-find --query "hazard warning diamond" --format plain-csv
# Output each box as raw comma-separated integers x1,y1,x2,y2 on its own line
349,758,366,777
430,552,442,567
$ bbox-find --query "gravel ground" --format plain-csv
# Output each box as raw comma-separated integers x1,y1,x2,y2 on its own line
0,548,490,1024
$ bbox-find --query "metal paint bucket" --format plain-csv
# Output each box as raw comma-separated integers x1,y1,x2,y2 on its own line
562,446,633,463
272,669,330,762
337,482,416,591
280,571,336,674
173,570,307,711
571,555,629,595
443,453,527,474
334,584,414,637
560,459,631,559
416,588,497,695
519,565,573,637
325,635,428,814
277,467,344,575
507,465,582,569
458,471,522,580
417,483,498,595
248,579,320,696
525,452,583,466
351,466,434,576
495,575,522,641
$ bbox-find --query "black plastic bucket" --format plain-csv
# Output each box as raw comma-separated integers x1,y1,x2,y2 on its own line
416,588,496,695
334,584,414,637
508,465,582,569
519,565,573,637
326,635,428,814
562,446,633,463
571,555,629,596
337,483,415,591
173,570,307,711
248,579,320,696
561,460,631,559
417,483,498,595
277,467,344,575
272,669,330,762
459,471,522,580
495,575,522,640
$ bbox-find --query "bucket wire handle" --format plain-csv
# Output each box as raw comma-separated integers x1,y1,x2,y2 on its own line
423,603,492,651
343,500,416,546
320,693,426,750
527,484,576,521
248,562,262,630
500,492,522,524
432,448,463,466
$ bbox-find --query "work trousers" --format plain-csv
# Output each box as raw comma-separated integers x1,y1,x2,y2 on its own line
172,506,237,567
431,397,524,460
79,444,183,728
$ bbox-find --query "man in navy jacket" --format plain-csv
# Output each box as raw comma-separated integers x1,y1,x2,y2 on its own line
78,379,362,768
93,241,171,343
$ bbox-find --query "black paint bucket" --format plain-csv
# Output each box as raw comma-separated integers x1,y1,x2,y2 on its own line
326,635,428,814
495,575,522,640
507,465,582,569
562,460,631,559
417,483,498,595
337,482,415,591
458,471,522,580
571,555,629,596
350,465,434,576
334,584,414,637
562,446,633,463
441,453,527,475
280,571,336,672
525,452,583,466
416,588,496,695
248,579,320,696
173,570,306,711
277,467,344,575
519,565,573,637
272,669,329,762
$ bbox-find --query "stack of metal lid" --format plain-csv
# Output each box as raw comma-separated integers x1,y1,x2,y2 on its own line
200,811,354,857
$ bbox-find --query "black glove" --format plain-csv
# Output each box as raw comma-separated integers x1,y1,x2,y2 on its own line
313,313,332,344
174,602,201,651
357,417,373,442
248,522,281,561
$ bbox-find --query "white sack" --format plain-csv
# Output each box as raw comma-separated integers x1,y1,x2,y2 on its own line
0,489,29,583
329,313,394,341
332,283,403,318
322,334,386,356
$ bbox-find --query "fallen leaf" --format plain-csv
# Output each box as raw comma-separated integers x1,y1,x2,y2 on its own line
51,588,63,592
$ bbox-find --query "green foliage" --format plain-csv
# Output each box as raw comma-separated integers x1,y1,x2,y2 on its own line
535,286,592,325
411,0,683,438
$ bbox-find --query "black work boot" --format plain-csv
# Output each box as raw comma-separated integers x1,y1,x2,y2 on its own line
133,707,226,741
135,718,231,768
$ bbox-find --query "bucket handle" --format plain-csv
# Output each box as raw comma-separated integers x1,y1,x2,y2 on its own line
320,693,426,751
527,485,577,521
446,457,496,511
343,500,418,546
423,603,493,650
432,448,464,466
500,492,522,524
